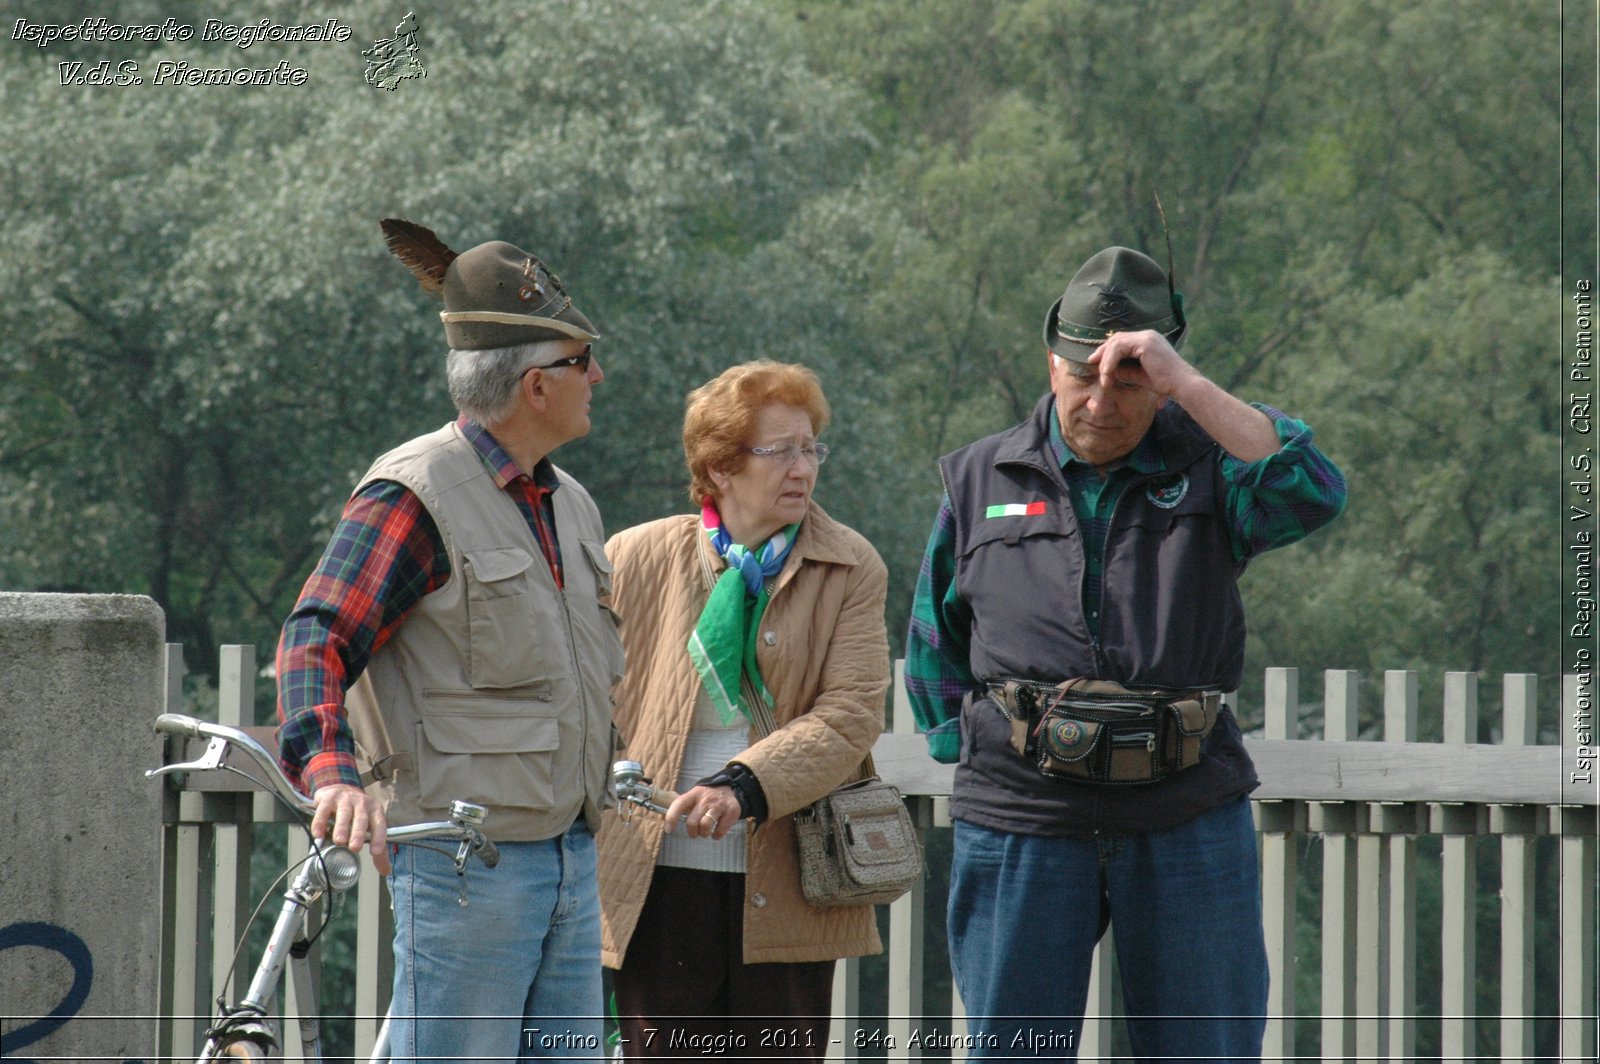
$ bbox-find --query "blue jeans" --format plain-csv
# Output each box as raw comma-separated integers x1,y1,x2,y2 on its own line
388,823,603,1062
947,797,1268,1063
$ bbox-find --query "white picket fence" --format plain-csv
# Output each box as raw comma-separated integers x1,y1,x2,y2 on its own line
155,647,1597,1062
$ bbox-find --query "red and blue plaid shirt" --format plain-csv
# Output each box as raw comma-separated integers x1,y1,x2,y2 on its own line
276,418,565,793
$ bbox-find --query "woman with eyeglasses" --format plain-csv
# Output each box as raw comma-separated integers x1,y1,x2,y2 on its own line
596,360,890,1060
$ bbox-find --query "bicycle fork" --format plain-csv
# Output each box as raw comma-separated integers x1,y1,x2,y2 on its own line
202,843,360,1061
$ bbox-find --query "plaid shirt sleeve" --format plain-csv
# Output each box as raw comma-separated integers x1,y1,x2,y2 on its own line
276,480,450,793
1222,406,1349,561
904,493,977,763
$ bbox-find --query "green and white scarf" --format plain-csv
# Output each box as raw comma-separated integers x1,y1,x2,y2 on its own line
687,501,799,725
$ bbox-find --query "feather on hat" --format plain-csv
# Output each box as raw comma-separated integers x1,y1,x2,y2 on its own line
379,218,599,349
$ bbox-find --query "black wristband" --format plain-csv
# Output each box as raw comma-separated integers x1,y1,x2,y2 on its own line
695,762,769,825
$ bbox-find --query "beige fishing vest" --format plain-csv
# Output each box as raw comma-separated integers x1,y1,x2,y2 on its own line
344,422,623,841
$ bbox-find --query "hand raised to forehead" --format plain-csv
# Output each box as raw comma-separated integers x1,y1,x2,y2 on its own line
1087,329,1202,399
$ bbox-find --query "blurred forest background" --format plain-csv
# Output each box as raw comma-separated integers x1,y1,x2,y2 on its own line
0,0,1591,1056
0,0,1580,729
1,0,1585,730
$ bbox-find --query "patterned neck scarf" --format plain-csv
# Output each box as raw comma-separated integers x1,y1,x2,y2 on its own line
687,500,800,726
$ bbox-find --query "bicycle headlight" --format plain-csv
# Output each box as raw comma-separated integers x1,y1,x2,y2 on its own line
311,845,363,893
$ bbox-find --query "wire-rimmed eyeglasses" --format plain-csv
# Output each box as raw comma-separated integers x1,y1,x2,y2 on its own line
746,442,830,466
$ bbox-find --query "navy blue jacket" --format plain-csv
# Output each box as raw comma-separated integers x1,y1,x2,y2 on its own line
938,395,1258,836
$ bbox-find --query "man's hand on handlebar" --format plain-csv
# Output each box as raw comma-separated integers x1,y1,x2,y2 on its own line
310,782,391,875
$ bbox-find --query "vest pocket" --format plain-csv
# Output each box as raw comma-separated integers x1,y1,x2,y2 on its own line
414,710,560,812
956,521,1079,634
578,539,626,685
578,538,614,597
463,546,556,689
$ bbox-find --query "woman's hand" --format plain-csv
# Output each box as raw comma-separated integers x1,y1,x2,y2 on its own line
665,784,744,840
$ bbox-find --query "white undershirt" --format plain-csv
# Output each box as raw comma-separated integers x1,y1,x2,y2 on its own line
655,686,751,873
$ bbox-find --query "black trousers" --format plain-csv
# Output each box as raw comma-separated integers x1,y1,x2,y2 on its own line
613,866,834,1062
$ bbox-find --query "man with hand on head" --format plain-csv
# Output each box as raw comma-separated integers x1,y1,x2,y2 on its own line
907,244,1347,1062
276,220,623,1061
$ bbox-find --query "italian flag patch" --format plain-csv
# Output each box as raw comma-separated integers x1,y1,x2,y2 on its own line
985,501,1046,519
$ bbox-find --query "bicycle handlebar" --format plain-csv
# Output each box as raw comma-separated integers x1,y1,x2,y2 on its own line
152,712,315,813
150,712,497,869
612,759,682,817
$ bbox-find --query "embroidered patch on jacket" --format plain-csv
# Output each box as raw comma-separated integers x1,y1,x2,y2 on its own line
984,501,1047,519
1146,475,1189,510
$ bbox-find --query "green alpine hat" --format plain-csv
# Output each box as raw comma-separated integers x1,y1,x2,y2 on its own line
1043,245,1186,362
380,219,600,350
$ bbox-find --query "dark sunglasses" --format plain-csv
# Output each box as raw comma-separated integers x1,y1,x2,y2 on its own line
528,344,593,374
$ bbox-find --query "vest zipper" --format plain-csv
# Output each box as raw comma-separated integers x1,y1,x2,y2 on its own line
556,588,591,811
538,503,592,825
1089,481,1116,679
1090,469,1163,838
1092,457,1215,846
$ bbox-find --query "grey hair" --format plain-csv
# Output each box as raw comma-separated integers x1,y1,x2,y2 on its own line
1052,351,1096,377
446,340,570,424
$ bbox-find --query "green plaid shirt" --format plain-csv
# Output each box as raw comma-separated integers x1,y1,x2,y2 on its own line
905,403,1347,762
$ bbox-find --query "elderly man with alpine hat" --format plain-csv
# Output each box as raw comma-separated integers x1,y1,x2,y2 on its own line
276,221,624,1060
906,244,1346,1061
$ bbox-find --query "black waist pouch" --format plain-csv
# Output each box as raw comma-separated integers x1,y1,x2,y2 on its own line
991,678,1220,785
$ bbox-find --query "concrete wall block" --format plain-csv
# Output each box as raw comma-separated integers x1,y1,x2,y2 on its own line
0,592,165,1062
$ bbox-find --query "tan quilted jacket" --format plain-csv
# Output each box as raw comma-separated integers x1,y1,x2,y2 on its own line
597,502,889,966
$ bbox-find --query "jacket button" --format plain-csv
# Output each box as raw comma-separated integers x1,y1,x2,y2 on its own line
763,631,778,646
752,892,768,908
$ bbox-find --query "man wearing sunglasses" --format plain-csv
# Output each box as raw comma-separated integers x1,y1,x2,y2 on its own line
276,222,624,1060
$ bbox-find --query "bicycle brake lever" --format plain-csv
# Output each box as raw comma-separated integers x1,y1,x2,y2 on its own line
144,735,231,779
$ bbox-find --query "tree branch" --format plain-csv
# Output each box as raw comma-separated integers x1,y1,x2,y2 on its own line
1189,1,1293,303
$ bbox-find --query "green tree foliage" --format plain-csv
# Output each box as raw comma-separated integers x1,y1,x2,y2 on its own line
0,0,885,670
1245,250,1559,731
2,0,1574,692
779,0,1578,725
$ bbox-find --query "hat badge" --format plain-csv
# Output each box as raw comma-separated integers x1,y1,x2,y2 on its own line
1092,282,1134,325
518,257,570,315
